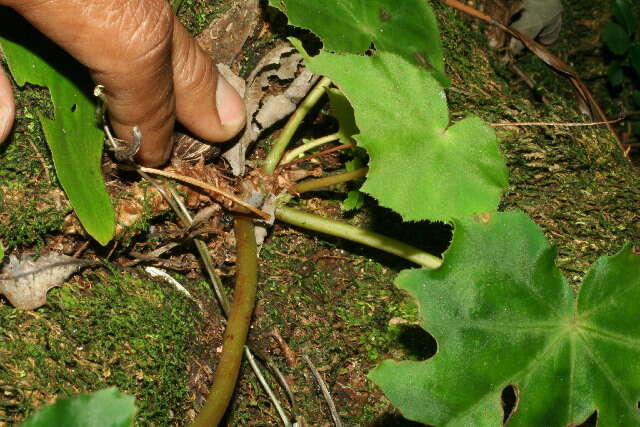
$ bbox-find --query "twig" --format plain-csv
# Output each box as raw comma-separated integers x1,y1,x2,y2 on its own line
144,266,200,308
27,138,52,184
302,355,343,427
278,143,355,171
139,167,271,221
280,132,341,165
164,184,231,316
244,347,293,427
491,117,624,127
265,358,297,412
72,241,90,258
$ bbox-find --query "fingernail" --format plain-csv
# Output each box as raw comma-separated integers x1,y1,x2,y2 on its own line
216,75,245,129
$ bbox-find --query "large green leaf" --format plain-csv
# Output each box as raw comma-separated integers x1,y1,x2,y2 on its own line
0,11,115,245
269,0,448,86
612,0,637,36
326,87,358,143
602,21,631,56
296,43,508,221
370,211,640,426
22,388,135,427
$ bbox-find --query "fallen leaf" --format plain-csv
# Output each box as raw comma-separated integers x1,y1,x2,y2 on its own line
0,253,91,310
195,0,261,65
222,42,319,175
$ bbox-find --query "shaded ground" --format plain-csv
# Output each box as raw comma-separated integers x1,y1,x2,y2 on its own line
1,0,639,425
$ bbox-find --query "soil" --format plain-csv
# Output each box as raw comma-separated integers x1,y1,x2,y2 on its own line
1,0,638,426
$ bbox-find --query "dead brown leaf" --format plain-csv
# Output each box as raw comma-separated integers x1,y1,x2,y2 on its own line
0,253,92,310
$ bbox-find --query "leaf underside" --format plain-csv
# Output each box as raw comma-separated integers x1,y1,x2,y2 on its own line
0,11,115,245
370,211,640,426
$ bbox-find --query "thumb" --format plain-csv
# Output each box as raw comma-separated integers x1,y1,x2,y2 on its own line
0,65,15,143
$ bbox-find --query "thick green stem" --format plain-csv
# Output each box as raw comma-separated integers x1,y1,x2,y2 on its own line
280,132,341,165
295,167,369,194
191,216,258,427
275,206,442,269
263,76,332,175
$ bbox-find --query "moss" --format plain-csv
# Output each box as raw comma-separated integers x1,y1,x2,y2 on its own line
2,1,639,426
433,0,640,287
221,228,428,425
174,0,226,36
0,270,203,425
0,81,68,251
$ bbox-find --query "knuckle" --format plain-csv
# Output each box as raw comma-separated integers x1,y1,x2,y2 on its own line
108,0,175,63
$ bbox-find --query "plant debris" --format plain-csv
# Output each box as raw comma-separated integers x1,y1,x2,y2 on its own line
0,253,94,310
222,42,320,175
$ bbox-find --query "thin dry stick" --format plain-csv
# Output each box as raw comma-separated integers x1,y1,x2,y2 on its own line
302,355,343,427
139,166,271,221
165,185,230,315
244,347,293,427
72,241,90,258
27,139,52,184
278,143,355,170
281,132,342,165
302,354,342,427
491,117,624,127
266,359,297,412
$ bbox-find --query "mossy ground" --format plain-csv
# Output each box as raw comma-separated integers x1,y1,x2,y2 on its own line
0,271,208,425
1,0,639,426
433,0,639,287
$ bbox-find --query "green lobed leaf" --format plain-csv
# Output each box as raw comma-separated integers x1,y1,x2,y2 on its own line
602,21,631,56
270,0,448,86
342,190,365,211
612,0,637,36
22,388,135,427
296,42,508,221
0,11,115,245
326,88,358,143
370,210,640,426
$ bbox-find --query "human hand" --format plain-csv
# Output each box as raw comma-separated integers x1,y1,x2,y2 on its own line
0,0,246,166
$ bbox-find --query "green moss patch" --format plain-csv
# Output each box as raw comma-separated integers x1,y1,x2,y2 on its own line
0,270,204,425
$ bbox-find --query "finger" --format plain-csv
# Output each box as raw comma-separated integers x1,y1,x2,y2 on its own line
171,17,246,143
11,0,178,166
0,65,15,143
